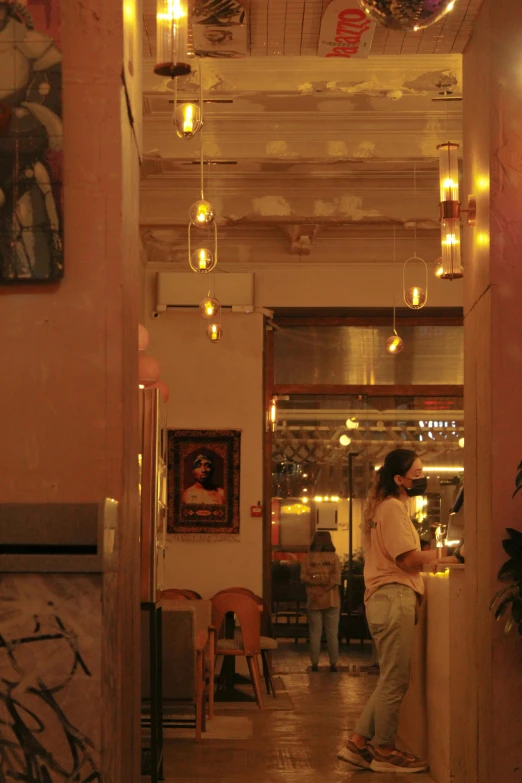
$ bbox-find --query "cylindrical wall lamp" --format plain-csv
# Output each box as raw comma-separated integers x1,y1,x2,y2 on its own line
155,0,191,77
440,218,463,280
436,141,475,280
437,142,460,219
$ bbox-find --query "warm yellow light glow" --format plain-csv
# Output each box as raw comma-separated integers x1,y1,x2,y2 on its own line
443,233,458,246
155,0,190,77
386,334,404,354
477,232,490,247
314,496,323,502
437,142,460,203
405,286,427,310
199,296,220,319
422,466,464,473
190,200,216,227
346,417,359,429
139,384,145,389
158,0,186,20
458,437,465,448
447,0,455,9
281,503,309,516
207,323,223,343
435,262,444,278
190,247,216,273
476,175,489,191
183,104,193,133
269,399,277,431
339,434,351,446
324,496,330,502
174,102,202,139
331,496,340,502
302,497,309,504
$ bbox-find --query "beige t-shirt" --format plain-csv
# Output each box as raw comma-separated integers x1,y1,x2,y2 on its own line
363,497,423,604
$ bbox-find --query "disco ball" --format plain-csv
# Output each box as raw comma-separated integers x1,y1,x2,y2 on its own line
358,0,456,32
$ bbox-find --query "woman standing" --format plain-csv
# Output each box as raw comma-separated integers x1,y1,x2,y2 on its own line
338,449,439,774
301,531,341,672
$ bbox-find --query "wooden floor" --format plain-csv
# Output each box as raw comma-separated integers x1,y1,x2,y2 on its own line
160,643,433,783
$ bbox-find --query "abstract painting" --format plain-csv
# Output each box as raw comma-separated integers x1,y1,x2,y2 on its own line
168,429,241,538
0,0,63,283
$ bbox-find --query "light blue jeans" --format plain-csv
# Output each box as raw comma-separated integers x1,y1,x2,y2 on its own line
354,583,417,747
308,607,340,666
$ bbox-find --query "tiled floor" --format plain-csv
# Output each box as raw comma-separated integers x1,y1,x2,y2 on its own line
161,643,433,783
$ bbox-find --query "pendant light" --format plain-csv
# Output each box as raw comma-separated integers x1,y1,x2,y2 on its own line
387,228,405,354
154,0,191,78
403,167,428,309
173,56,203,139
188,99,218,274
207,323,223,343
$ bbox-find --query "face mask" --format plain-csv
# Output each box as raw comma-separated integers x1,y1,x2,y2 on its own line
404,477,428,497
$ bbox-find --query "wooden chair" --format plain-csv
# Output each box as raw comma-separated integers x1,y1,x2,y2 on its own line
211,592,264,709
158,590,215,719
214,587,278,697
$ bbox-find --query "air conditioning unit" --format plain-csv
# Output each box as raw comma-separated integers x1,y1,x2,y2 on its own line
155,272,255,313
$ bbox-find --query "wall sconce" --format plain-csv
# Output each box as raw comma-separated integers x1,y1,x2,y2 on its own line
403,256,428,309
267,398,277,432
155,0,191,78
436,141,475,280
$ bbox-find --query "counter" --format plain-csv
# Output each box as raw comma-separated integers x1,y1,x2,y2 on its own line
397,564,467,783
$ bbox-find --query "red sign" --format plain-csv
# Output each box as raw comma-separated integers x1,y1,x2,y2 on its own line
318,0,375,59
251,505,263,518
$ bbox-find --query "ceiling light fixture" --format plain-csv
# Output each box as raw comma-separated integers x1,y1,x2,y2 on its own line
155,0,191,77
199,296,220,319
207,323,223,344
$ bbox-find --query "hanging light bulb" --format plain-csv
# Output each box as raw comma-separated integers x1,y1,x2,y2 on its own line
190,247,216,273
199,296,220,319
207,323,223,343
189,199,215,226
339,434,351,447
174,102,202,139
345,417,359,430
154,0,190,77
405,286,427,309
386,334,405,354
458,437,465,448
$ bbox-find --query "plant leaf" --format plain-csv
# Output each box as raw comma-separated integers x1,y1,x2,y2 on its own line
512,599,522,624
504,618,514,635
494,595,515,620
505,528,522,545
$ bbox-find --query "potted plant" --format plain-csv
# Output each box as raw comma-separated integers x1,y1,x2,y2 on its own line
490,461,522,634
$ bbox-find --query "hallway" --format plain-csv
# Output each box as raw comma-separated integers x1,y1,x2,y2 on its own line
161,646,433,783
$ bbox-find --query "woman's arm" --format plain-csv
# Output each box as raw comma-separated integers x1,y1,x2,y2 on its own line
397,548,439,569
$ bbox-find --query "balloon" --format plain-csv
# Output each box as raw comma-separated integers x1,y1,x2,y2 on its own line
146,380,170,402
138,355,161,383
138,323,149,352
358,0,454,32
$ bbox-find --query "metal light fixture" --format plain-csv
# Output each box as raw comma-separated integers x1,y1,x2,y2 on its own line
207,323,223,343
199,296,220,318
154,0,191,78
189,246,216,273
386,334,404,354
345,417,359,430
436,141,475,280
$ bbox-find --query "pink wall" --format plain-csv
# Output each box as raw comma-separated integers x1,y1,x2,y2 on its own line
463,0,522,780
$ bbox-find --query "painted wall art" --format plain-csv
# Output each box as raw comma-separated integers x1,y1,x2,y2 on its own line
168,429,241,539
0,575,101,782
192,0,248,58
0,0,63,283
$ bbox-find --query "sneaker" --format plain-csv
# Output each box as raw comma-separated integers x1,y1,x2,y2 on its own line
337,739,374,769
311,664,319,672
371,748,429,773
330,664,338,672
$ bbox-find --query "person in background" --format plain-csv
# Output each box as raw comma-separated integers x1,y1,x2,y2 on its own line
338,449,440,774
300,531,341,672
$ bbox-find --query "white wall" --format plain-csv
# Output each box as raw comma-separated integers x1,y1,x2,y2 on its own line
145,298,264,598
